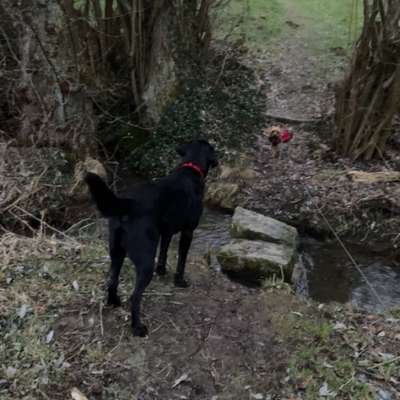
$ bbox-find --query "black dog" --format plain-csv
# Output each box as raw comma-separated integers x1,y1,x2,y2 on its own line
85,140,218,336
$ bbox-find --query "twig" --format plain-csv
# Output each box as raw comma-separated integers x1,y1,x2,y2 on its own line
65,218,94,233
150,322,165,334
143,291,173,296
215,51,229,86
99,301,104,337
337,376,355,392
107,329,125,356
13,205,81,245
369,355,400,369
168,316,180,332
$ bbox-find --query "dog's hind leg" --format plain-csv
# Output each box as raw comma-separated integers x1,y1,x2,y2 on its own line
174,229,193,288
127,228,158,337
107,229,126,307
156,232,173,276
129,259,154,337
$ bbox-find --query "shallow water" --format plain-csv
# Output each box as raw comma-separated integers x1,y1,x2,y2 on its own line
302,239,400,312
190,208,232,256
194,208,400,312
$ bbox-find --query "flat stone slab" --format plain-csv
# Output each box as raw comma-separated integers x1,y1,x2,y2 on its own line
231,207,298,247
205,182,239,211
217,239,296,279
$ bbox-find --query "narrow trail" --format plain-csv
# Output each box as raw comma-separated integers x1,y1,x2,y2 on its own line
261,0,349,121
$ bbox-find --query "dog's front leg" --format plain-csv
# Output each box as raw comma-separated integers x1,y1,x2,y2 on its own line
175,230,193,288
156,232,173,276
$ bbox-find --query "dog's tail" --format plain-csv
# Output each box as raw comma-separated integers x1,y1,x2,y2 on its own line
85,173,130,218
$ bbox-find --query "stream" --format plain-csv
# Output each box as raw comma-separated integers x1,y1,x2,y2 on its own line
192,208,400,313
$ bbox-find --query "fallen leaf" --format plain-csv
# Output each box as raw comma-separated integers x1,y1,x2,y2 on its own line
72,280,79,291
5,366,17,379
291,311,303,317
333,322,347,330
172,372,189,388
17,304,28,319
46,330,54,344
71,387,89,400
319,382,336,397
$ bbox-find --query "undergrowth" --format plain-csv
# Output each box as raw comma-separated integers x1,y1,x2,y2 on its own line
127,47,266,177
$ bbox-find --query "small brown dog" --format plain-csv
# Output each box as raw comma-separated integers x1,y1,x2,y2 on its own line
263,126,293,159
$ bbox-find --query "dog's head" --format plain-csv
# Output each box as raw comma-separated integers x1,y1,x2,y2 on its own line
177,139,218,175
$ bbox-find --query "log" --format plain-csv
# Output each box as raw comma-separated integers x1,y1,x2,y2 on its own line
348,170,400,183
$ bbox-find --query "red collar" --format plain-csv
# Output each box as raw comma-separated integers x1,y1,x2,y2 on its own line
180,162,204,178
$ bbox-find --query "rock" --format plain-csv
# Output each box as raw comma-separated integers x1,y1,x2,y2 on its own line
219,165,258,181
217,239,296,280
377,389,393,400
231,207,298,247
69,157,107,200
205,182,240,211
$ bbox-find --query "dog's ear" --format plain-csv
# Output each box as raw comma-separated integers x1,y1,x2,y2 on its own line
176,143,189,157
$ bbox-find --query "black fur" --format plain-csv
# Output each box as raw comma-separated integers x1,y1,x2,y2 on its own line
85,139,218,337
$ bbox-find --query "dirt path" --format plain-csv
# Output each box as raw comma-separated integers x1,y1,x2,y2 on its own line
261,0,347,121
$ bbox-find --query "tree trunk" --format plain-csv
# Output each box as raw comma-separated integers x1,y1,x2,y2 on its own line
1,1,97,151
142,6,177,123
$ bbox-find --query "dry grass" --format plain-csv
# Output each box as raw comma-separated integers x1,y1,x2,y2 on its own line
0,141,71,231
0,140,107,235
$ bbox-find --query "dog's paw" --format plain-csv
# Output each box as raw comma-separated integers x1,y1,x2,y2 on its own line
107,294,122,307
156,265,167,276
174,275,190,288
132,324,148,337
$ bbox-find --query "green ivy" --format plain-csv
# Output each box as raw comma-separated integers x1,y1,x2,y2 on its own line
128,49,267,177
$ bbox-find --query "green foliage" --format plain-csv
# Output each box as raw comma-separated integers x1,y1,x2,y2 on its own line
128,51,266,176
